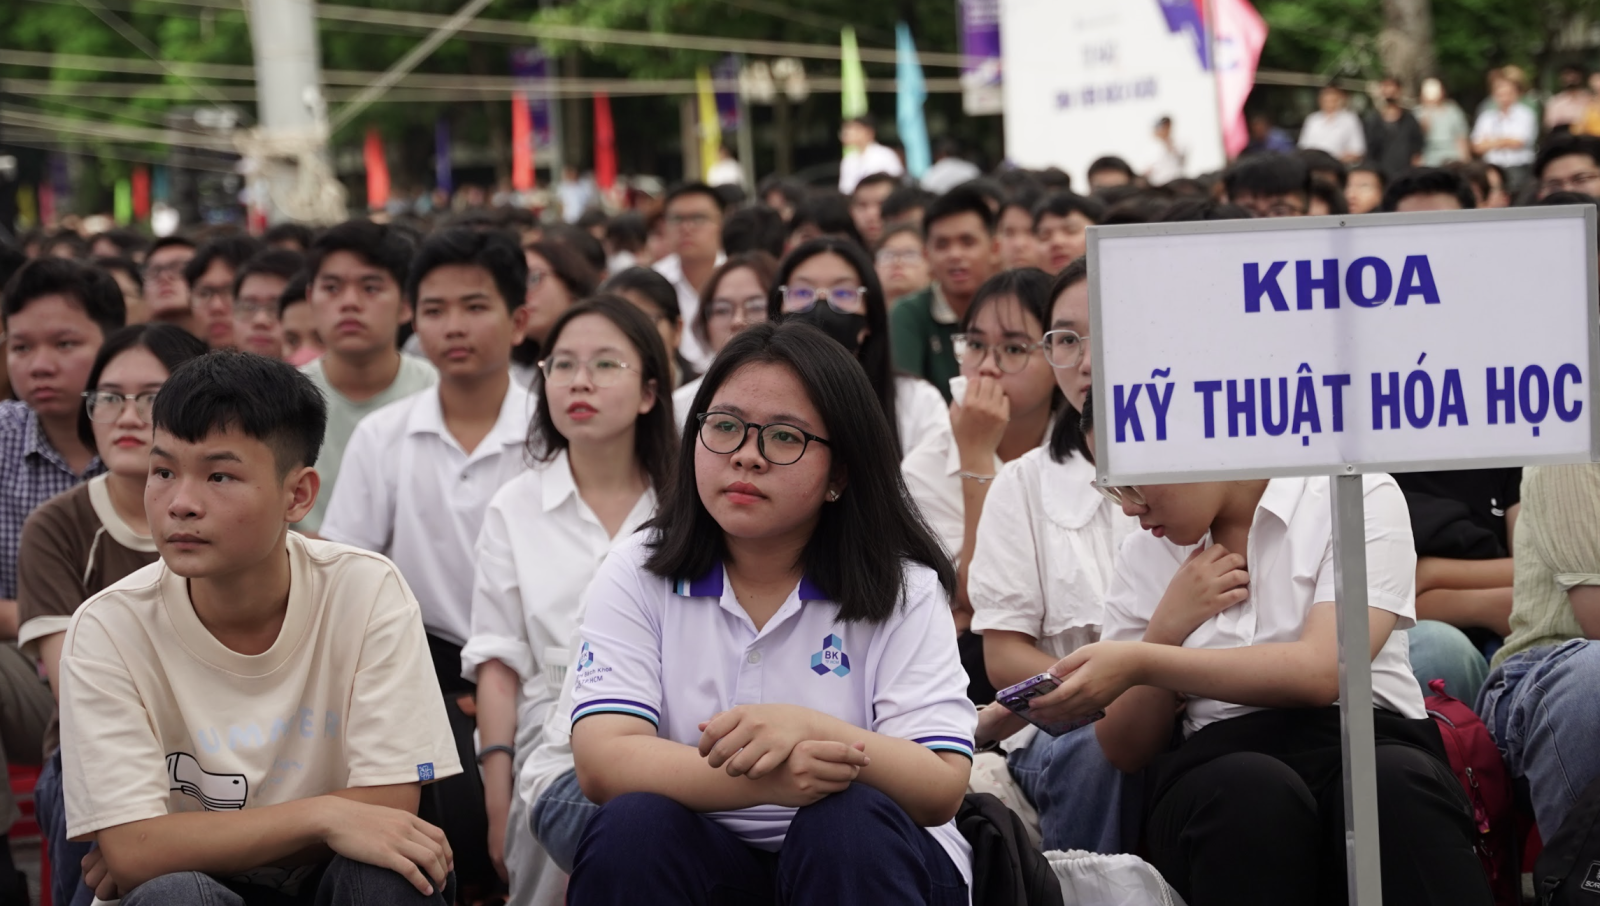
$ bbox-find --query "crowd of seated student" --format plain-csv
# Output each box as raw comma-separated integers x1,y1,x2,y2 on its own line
5,139,1600,906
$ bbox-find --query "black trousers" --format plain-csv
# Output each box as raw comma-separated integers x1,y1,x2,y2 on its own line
1143,708,1492,906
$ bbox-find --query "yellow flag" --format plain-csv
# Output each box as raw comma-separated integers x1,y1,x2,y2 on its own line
696,66,721,182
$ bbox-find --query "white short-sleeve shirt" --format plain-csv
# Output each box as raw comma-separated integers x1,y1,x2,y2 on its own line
319,382,534,646
652,253,725,373
894,375,952,461
900,425,1001,561
461,451,656,740
1297,110,1367,160
1471,104,1539,168
570,533,976,884
1100,474,1425,737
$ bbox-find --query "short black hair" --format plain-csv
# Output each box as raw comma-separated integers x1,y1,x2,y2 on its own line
999,187,1043,221
523,238,601,299
0,244,28,296
663,181,726,214
713,183,748,210
528,295,678,493
78,324,208,449
1349,163,1389,190
232,249,306,300
605,212,649,255
575,208,609,232
2,257,127,337
544,223,608,273
852,172,901,198
263,222,316,251
91,228,150,259
152,350,327,475
1087,156,1136,181
646,320,954,624
757,176,806,214
43,231,88,259
1046,258,1092,464
1380,168,1477,212
1536,134,1600,180
602,266,681,321
844,113,878,132
1032,192,1106,230
183,236,264,289
145,235,197,260
277,272,309,318
953,177,1006,211
722,205,787,258
305,220,415,290
787,193,866,248
1297,148,1348,189
93,256,142,294
407,228,527,312
1104,192,1174,225
1309,179,1350,215
1224,155,1312,202
1037,167,1073,192
881,186,935,223
1155,199,1254,222
923,186,998,238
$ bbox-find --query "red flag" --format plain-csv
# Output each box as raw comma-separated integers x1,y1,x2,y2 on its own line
593,92,617,191
512,92,535,192
131,166,150,221
364,128,391,211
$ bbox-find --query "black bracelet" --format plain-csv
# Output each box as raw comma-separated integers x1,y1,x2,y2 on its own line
476,744,515,763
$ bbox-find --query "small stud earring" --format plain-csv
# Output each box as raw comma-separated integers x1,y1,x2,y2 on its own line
826,490,840,502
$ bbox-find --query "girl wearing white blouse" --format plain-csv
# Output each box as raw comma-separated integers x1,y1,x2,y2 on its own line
765,237,949,460
901,267,1063,702
967,259,1140,854
463,295,677,904
566,320,976,906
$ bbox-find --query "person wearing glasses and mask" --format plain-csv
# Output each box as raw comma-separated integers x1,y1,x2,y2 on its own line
564,320,975,906
653,183,727,373
963,260,1142,853
767,238,947,460
466,296,675,904
17,323,207,906
902,268,1064,704
674,253,779,421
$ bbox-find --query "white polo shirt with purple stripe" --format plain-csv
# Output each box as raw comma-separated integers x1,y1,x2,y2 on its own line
570,531,977,885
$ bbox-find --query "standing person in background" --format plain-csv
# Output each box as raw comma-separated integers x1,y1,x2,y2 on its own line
1033,194,1105,276
295,221,437,535
467,297,675,905
231,249,305,360
182,236,264,350
838,114,905,194
557,166,597,224
774,237,948,459
653,184,726,372
1143,117,1187,186
1473,71,1539,192
1545,65,1591,135
707,144,747,189
876,225,932,307
1298,85,1367,164
320,228,535,901
19,323,207,906
1365,77,1425,180
676,253,779,415
996,189,1043,271
1418,78,1472,166
891,188,1001,402
140,236,196,332
849,173,900,249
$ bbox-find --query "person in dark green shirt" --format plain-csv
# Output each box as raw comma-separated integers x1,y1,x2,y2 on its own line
891,187,1000,401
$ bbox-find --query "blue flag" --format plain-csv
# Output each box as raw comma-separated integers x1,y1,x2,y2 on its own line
896,22,931,178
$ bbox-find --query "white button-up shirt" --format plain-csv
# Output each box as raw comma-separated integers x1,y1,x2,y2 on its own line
462,451,656,743
1101,475,1425,737
652,252,725,373
901,425,1002,561
893,375,953,461
570,533,976,885
839,142,906,193
1472,103,1538,168
319,382,534,646
1297,109,1367,160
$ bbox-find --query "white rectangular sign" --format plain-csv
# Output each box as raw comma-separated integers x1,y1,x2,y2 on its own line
1000,0,1225,187
1090,207,1600,484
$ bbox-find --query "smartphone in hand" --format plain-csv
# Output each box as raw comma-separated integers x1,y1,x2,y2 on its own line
995,673,1104,737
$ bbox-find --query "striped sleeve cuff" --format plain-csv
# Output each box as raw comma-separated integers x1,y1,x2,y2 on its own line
572,698,661,727
913,735,975,760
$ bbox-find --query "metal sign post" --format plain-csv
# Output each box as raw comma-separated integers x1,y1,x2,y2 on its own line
1332,473,1383,905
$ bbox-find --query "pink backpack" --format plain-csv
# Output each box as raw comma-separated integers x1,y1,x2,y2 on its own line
1426,679,1518,905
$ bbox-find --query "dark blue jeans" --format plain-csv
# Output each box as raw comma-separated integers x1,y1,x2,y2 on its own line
119,856,455,906
35,750,95,906
568,784,967,906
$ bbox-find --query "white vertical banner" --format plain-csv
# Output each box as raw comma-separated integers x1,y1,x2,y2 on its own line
1000,0,1225,186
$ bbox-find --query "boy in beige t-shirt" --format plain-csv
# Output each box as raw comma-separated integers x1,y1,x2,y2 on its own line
58,352,463,905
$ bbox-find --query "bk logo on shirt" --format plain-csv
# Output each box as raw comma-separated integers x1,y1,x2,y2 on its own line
810,634,850,678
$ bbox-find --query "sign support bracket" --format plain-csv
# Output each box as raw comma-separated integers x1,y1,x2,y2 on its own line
1332,471,1384,906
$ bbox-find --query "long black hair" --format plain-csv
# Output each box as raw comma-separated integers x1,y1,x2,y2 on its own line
78,324,209,450
526,295,678,495
645,320,953,624
1047,257,1093,464
768,237,900,453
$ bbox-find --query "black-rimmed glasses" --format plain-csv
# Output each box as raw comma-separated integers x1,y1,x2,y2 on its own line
696,412,830,466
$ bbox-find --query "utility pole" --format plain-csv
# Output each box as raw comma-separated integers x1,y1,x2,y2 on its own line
1380,0,1437,97
241,0,346,223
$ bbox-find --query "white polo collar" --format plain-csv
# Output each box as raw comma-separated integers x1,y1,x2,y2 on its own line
403,382,533,461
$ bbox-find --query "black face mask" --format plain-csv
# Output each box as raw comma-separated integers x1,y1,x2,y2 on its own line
791,305,869,356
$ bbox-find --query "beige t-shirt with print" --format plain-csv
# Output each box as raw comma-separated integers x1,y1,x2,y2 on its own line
59,532,462,842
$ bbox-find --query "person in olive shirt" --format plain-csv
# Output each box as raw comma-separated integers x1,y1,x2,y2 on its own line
890,187,1000,402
